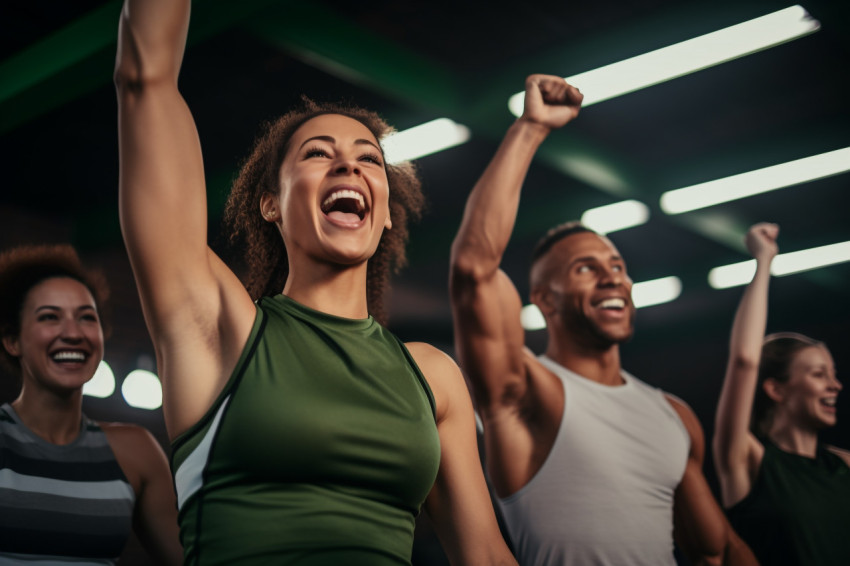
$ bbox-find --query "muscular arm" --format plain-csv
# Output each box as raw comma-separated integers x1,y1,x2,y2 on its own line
449,77,581,493
668,397,758,566
408,343,517,566
713,223,778,507
115,0,255,436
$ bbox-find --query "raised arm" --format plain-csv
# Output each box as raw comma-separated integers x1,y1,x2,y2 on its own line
449,75,582,412
713,223,779,507
114,0,255,436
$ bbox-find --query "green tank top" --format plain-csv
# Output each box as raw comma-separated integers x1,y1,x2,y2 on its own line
171,295,441,566
727,438,850,565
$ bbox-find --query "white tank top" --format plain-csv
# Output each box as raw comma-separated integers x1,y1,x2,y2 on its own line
497,356,690,566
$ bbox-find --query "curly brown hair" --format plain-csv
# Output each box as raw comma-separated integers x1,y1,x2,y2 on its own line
0,244,110,375
222,98,424,326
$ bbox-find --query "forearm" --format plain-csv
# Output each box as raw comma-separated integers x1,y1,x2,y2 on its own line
715,258,772,443
728,258,772,368
450,118,550,276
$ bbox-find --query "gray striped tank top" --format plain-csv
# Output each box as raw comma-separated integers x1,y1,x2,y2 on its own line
0,403,136,565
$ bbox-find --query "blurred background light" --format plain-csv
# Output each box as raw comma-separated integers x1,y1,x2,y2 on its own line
83,360,115,399
121,369,163,410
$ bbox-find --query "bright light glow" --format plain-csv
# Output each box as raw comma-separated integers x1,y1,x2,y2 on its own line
121,369,163,410
382,118,470,164
581,200,649,234
509,5,818,115
708,260,756,289
709,240,850,288
521,304,547,330
632,276,682,308
661,147,850,214
83,360,115,398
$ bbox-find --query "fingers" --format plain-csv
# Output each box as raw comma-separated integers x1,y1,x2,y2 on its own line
526,74,583,106
745,222,780,259
748,222,779,242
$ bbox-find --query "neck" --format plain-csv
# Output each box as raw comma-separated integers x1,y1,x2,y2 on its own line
768,418,819,458
12,386,84,445
545,338,623,386
283,257,370,319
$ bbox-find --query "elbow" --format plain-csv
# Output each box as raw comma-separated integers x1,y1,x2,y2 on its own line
727,355,759,381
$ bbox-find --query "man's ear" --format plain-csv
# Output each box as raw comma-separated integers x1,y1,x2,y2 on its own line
2,335,21,358
530,286,554,317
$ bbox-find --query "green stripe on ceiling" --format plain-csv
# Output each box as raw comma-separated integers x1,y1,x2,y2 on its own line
0,0,285,135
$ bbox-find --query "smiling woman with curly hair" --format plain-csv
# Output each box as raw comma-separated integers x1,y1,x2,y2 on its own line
0,244,182,565
113,0,516,565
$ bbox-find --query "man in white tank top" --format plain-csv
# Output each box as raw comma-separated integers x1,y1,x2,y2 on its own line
449,74,756,565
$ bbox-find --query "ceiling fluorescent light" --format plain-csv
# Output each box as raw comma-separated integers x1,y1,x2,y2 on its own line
661,147,850,214
508,5,819,115
708,240,850,288
632,276,682,308
581,199,649,234
383,118,470,164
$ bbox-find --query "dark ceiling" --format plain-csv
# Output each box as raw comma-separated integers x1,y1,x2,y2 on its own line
1,0,848,561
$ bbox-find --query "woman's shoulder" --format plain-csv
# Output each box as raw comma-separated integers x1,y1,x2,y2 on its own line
404,342,466,420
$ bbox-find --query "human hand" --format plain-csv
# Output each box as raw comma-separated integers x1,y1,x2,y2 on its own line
745,222,779,262
521,74,583,131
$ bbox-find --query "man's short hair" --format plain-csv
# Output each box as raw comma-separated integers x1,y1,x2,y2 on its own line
530,221,596,265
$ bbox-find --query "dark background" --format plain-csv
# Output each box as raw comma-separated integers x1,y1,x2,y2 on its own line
2,1,848,563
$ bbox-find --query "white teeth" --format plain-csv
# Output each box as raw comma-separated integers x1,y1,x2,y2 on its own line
823,398,837,407
52,351,85,362
322,189,365,211
598,298,626,309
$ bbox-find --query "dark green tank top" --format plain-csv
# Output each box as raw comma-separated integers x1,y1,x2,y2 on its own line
727,438,850,565
171,295,441,566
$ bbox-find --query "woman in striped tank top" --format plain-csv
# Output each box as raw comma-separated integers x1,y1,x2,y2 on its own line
0,244,183,565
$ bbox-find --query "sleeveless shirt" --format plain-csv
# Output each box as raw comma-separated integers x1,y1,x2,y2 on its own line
496,355,690,566
727,438,850,565
0,403,136,565
171,295,441,566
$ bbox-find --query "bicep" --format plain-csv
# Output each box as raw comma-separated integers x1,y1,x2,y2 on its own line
450,267,528,409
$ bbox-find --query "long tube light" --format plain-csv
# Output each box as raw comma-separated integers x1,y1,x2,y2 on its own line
708,240,850,289
383,118,470,164
508,5,819,114
661,147,850,215
581,199,649,234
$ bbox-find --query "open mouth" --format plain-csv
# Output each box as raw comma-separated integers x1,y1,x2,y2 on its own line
321,189,367,222
821,397,837,408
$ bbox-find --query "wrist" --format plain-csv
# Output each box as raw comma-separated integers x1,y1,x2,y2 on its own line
512,117,552,145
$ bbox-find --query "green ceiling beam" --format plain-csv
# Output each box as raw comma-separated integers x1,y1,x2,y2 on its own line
0,0,285,134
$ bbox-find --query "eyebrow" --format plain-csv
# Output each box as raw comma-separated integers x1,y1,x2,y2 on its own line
298,135,381,152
